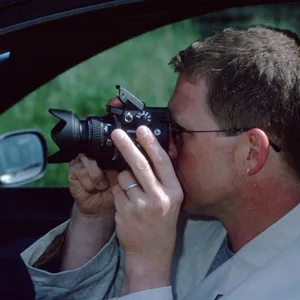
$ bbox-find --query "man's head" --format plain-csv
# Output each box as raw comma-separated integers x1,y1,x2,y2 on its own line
168,26,300,217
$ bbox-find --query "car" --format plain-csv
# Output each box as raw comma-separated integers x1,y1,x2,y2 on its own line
0,0,299,299
0,129,47,187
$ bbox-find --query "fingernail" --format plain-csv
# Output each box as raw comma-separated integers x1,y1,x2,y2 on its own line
77,153,85,160
96,181,109,191
112,129,125,139
138,126,150,137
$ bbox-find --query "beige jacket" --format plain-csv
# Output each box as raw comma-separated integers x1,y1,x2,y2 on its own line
21,205,300,300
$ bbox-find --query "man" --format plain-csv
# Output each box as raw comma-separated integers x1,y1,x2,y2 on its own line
22,25,300,299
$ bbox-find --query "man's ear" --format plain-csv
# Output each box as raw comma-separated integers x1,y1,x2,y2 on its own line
242,128,270,176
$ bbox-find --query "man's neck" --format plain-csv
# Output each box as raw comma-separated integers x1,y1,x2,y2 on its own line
217,178,300,253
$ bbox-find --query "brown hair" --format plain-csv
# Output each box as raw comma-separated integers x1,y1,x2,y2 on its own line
170,25,300,179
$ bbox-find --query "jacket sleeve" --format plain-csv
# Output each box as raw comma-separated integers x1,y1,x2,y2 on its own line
21,220,122,299
109,287,173,300
21,221,174,300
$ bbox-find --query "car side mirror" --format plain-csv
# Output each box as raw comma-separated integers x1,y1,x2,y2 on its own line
0,130,47,187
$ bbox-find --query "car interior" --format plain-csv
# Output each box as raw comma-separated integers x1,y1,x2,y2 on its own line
0,0,299,298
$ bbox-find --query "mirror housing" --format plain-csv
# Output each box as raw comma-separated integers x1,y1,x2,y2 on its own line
0,129,47,187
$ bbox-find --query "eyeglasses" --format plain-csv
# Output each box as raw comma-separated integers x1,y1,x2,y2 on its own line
170,119,281,152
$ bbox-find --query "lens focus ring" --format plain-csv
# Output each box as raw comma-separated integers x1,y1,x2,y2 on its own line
90,118,103,157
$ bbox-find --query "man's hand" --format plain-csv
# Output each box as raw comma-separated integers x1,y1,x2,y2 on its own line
61,98,121,271
69,154,118,216
111,126,184,295
68,97,123,218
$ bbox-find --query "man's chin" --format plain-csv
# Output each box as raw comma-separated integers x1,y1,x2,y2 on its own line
180,199,200,216
180,198,218,219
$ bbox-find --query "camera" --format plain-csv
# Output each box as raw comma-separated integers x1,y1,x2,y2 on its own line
48,85,171,171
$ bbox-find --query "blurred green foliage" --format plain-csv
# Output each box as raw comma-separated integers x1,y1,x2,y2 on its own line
1,3,299,186
195,3,300,37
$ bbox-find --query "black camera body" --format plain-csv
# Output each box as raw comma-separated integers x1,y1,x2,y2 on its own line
48,85,171,171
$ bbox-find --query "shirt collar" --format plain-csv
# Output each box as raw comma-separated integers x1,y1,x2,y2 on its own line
218,203,300,295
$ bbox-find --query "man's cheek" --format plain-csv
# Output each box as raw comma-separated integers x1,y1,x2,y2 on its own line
179,149,199,172
168,140,178,164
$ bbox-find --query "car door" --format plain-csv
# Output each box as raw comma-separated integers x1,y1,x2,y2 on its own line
0,0,299,299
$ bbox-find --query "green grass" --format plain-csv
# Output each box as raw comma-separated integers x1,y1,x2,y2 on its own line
1,3,299,186
0,19,200,186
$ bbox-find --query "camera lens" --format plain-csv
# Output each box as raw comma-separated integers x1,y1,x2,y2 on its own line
48,109,119,168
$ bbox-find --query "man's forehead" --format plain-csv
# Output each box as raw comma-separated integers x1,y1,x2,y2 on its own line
176,73,197,88
168,73,209,125
169,73,207,107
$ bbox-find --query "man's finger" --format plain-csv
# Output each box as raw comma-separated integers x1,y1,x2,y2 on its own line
111,129,159,194
117,170,145,204
111,183,133,214
69,160,95,192
79,154,109,190
136,126,179,188
105,170,119,185
107,97,123,107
